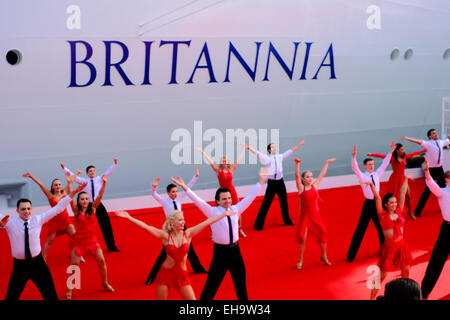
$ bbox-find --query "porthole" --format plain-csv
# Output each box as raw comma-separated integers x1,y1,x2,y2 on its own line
444,48,450,60
404,49,413,60
390,48,400,60
6,49,22,65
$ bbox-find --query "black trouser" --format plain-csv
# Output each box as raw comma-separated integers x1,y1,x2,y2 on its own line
5,253,58,300
421,221,450,298
200,243,247,300
347,199,385,261
96,202,117,250
415,166,446,217
146,224,205,280
254,178,293,230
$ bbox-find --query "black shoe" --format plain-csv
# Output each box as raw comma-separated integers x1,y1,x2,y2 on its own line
346,257,354,263
109,246,120,252
194,268,208,274
146,278,155,286
254,227,263,231
284,221,295,226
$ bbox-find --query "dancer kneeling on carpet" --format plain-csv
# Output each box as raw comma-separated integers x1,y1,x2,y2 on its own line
66,174,115,299
293,157,335,269
363,174,413,300
115,209,237,300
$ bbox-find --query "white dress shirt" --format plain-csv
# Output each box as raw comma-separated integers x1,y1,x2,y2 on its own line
426,178,450,222
0,196,71,259
352,153,392,200
185,182,262,245
64,162,117,202
151,175,198,217
255,150,293,180
421,139,450,168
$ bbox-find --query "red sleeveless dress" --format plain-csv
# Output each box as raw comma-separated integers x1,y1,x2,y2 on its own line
218,170,238,205
155,233,191,290
294,187,327,243
70,211,101,256
46,196,72,236
378,208,412,271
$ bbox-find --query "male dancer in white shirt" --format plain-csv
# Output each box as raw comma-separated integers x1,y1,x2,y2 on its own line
421,159,450,299
145,167,207,285
0,178,86,300
62,159,120,252
346,141,396,262
245,139,305,231
171,168,268,300
400,129,450,217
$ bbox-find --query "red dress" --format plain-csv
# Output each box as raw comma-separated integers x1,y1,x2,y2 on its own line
70,211,101,256
46,196,72,236
294,186,327,243
378,208,413,272
218,170,238,205
371,151,424,199
155,233,191,290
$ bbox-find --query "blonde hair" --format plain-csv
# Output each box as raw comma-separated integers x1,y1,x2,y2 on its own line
301,170,313,185
163,210,183,233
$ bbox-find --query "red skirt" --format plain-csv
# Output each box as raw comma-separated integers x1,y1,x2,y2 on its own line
378,239,413,272
155,265,191,290
46,210,72,236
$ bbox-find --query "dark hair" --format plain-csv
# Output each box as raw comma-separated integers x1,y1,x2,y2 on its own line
50,178,61,195
384,278,422,300
267,143,274,153
382,193,396,211
363,158,374,165
16,198,32,209
166,184,177,193
392,143,404,162
427,129,436,138
445,170,450,180
215,188,231,205
76,192,93,217
86,165,96,173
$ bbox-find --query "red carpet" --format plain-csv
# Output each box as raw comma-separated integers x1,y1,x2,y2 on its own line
1,179,449,300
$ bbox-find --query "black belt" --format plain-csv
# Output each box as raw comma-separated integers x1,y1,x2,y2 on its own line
215,242,239,248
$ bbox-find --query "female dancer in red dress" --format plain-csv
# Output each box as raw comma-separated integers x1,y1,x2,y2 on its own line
364,174,413,300
22,171,82,261
197,147,247,236
114,209,236,300
66,175,114,299
367,143,424,219
293,158,335,269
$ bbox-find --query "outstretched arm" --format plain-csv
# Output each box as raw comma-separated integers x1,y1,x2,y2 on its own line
399,136,423,145
23,172,53,200
0,215,10,228
405,150,426,159
313,158,336,188
291,138,306,154
187,210,237,238
114,211,167,240
196,147,219,174
171,176,214,218
92,175,107,209
242,143,270,165
293,158,304,194
424,159,444,197
366,153,386,159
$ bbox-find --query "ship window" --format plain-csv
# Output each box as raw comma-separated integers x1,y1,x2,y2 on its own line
404,49,413,60
444,48,450,60
6,49,22,65
390,49,400,60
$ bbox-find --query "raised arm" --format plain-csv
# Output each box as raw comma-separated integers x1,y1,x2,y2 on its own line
64,169,82,195
103,158,118,178
423,159,443,197
92,175,107,209
151,178,165,205
196,147,219,174
23,172,53,200
231,147,246,173
313,158,336,188
399,136,423,145
398,174,412,212
178,167,200,201
171,176,214,218
293,158,304,194
366,153,386,159
0,215,10,228
242,143,270,165
61,162,86,185
114,210,167,240
186,210,237,239
235,167,268,214
375,141,396,177
351,145,364,180
291,138,306,154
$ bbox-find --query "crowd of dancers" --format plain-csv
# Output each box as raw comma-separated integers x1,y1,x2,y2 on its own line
1,128,450,300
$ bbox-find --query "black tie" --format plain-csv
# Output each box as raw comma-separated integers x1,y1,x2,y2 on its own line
173,201,178,210
274,156,278,179
91,179,95,200
226,216,233,245
24,222,32,260
436,141,441,165
370,174,375,185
